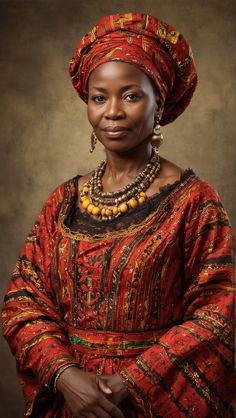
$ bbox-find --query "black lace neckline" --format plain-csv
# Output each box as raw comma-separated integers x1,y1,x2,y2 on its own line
64,169,196,236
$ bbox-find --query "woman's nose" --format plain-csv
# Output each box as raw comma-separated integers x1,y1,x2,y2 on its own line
104,98,125,119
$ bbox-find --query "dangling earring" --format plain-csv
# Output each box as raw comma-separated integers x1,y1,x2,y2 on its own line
151,116,163,149
90,131,98,153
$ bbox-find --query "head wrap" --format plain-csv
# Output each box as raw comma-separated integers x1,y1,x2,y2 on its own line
69,12,197,125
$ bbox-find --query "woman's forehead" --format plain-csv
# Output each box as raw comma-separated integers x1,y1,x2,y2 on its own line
88,61,152,88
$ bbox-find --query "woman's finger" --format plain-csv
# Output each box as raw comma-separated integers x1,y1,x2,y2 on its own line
93,405,112,418
97,376,112,395
99,397,125,418
82,413,97,418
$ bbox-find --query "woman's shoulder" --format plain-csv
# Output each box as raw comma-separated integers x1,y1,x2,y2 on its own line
170,169,227,227
184,174,222,203
159,158,220,198
41,174,82,211
149,158,219,206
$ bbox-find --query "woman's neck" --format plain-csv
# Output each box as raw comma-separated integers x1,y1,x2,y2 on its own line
103,142,153,191
105,143,152,176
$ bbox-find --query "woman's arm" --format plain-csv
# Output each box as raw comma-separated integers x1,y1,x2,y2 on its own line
2,185,78,390
2,183,125,417
116,183,235,417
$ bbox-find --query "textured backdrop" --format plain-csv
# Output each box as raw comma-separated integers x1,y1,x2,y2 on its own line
0,0,235,416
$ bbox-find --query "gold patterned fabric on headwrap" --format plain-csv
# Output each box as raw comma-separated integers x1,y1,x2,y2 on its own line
69,12,198,125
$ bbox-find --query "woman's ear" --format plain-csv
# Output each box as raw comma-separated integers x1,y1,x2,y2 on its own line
156,98,164,116
151,81,163,116
154,105,163,126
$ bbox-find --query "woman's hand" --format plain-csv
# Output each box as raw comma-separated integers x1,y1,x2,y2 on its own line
97,374,129,406
56,366,125,418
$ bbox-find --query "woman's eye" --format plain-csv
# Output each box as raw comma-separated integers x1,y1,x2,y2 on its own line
92,95,106,103
125,93,142,102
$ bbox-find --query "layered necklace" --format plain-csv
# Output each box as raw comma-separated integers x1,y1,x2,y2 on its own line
79,147,161,221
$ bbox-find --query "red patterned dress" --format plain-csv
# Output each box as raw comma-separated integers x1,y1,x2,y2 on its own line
2,170,235,417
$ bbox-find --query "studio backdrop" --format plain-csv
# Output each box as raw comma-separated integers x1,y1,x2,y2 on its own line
0,1,235,417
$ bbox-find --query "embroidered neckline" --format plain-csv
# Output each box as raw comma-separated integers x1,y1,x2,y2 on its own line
58,169,197,242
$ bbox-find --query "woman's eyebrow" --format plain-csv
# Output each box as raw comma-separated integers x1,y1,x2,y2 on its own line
89,84,142,92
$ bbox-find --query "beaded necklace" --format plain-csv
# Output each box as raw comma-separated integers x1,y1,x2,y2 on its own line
80,148,160,221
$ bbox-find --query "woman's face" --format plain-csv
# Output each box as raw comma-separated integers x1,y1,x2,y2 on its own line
87,61,161,153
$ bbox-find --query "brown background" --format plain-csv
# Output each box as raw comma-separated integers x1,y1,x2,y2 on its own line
0,0,235,416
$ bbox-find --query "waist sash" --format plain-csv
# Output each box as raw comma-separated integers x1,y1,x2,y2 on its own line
68,326,166,357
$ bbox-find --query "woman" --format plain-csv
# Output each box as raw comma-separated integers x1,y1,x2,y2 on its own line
2,12,235,418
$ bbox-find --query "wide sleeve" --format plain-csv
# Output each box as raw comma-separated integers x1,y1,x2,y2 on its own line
2,183,78,393
117,183,235,418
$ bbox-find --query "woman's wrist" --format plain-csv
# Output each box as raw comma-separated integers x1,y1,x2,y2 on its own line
116,375,130,398
54,364,79,393
98,373,130,403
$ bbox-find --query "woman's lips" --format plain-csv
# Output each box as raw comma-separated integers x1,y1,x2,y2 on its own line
102,126,130,139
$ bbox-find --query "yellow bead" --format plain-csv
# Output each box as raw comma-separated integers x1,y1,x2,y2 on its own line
87,204,94,213
113,206,119,215
128,198,138,208
119,203,128,213
140,191,146,197
83,186,90,193
138,196,145,204
82,199,90,209
106,208,112,217
101,208,106,216
81,195,88,202
92,206,101,216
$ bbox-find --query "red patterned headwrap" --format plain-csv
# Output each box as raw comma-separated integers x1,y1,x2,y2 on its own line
69,12,197,125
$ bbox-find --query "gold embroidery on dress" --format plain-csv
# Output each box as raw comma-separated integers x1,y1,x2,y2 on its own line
58,177,198,242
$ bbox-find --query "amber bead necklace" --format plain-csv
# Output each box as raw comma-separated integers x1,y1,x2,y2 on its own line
80,147,160,221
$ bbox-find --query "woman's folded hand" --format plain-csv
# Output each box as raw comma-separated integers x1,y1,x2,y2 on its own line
97,374,129,406
56,366,125,418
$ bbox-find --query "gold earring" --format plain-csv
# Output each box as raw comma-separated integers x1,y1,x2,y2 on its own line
90,131,98,153
151,116,163,149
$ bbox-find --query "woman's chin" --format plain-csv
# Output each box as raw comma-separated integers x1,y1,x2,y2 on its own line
100,137,151,155
103,143,140,154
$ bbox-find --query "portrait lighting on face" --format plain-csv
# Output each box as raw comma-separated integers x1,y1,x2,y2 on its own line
69,12,197,126
2,11,234,418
